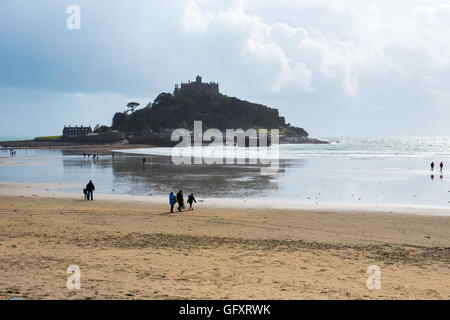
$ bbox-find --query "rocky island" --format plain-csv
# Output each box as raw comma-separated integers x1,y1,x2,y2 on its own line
111,75,328,146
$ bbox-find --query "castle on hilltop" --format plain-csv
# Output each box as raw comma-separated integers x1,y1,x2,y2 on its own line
174,75,219,96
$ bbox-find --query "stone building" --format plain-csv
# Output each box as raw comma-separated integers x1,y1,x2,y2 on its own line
174,75,219,96
62,125,92,138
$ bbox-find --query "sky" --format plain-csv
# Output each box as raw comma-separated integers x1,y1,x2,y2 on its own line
1,0,450,138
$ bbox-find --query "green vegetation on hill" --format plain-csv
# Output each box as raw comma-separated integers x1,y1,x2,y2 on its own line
34,136,62,141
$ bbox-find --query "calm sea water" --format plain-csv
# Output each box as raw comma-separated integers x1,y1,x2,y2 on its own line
1,137,450,207
0,137,33,141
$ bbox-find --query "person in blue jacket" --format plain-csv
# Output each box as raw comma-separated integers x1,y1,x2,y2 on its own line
169,191,176,213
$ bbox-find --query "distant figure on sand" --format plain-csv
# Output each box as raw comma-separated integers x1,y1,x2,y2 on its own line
169,192,176,213
187,193,197,211
177,190,184,212
431,162,435,171
86,180,95,201
440,162,443,171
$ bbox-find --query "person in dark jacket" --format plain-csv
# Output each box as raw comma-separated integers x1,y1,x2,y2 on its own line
86,180,95,201
176,190,184,212
187,193,197,211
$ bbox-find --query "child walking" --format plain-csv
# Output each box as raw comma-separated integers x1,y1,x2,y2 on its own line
187,193,197,211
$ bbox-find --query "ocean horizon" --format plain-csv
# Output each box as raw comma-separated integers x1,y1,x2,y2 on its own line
0,136,33,142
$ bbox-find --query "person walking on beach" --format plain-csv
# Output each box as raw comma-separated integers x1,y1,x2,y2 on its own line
86,180,95,201
176,190,184,212
169,192,176,213
187,193,197,211
431,162,435,171
440,162,444,171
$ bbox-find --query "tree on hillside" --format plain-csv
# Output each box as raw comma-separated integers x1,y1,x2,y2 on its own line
125,102,140,114
154,93,172,105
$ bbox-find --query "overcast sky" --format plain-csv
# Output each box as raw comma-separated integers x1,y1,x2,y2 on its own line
1,0,450,138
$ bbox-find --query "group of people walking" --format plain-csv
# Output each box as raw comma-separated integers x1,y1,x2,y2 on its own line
169,190,197,213
430,161,444,171
83,153,99,160
82,181,196,213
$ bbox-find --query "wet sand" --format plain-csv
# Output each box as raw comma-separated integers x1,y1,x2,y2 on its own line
0,191,449,299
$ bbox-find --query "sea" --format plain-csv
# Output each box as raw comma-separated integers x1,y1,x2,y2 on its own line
1,136,450,208
0,137,33,141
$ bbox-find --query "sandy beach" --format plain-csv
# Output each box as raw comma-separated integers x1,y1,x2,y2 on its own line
0,184,449,300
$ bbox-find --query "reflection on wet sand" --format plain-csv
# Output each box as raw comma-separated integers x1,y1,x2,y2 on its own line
62,154,289,198
3,148,450,206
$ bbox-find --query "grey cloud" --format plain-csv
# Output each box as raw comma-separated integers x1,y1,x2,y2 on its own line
1,0,450,137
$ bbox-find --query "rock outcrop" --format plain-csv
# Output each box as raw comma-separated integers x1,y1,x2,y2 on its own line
111,90,327,145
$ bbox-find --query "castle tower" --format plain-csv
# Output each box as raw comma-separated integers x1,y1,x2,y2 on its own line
175,75,220,96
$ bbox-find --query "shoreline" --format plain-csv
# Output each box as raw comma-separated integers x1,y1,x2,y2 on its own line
0,140,153,155
0,136,328,153
1,182,450,217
